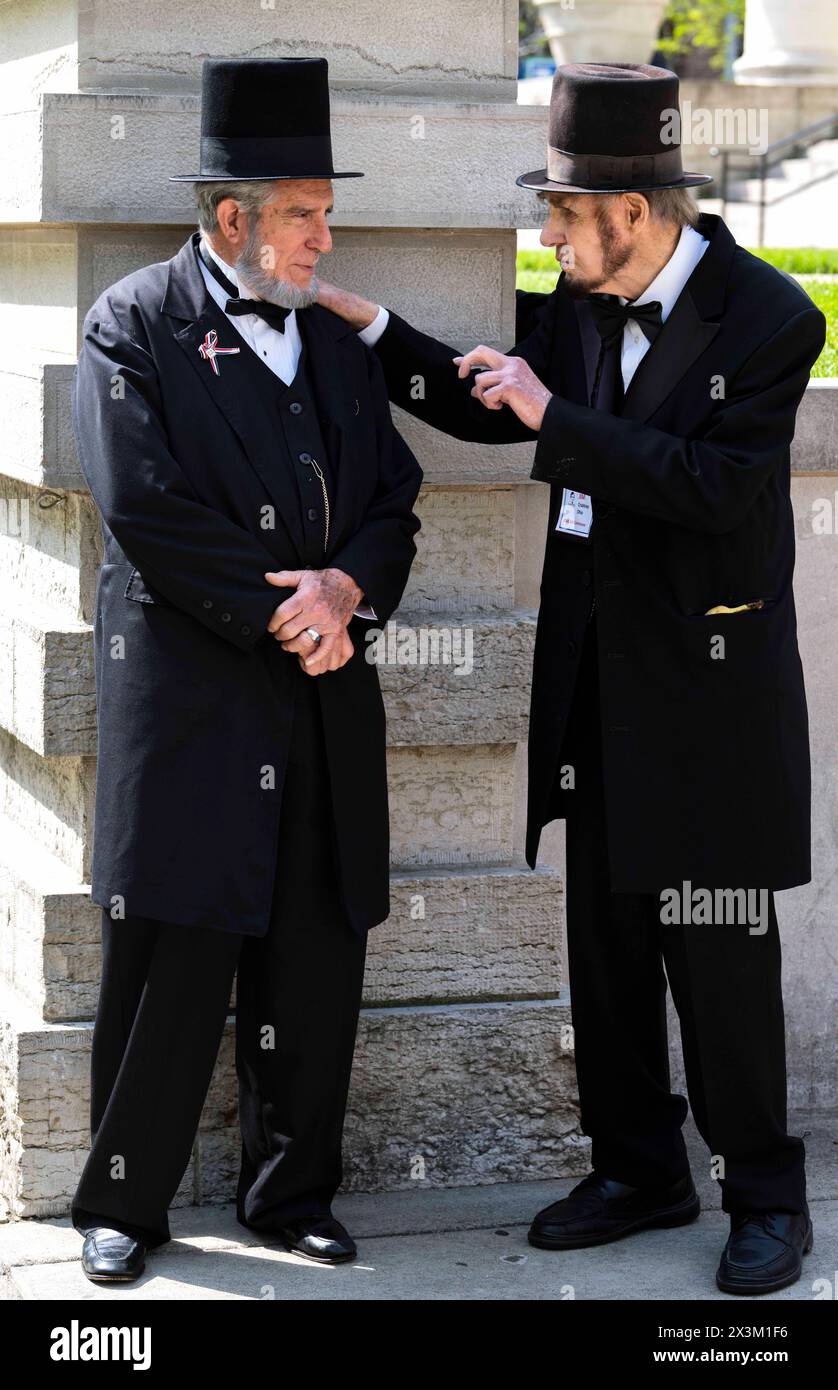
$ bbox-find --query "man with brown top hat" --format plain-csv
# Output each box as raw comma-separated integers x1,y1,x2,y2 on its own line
318,62,826,1295
70,57,422,1282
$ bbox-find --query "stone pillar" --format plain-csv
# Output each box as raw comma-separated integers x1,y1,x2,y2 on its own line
734,0,838,85
0,0,582,1220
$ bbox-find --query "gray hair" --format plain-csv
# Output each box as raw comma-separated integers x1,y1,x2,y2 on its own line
641,186,701,229
194,181,276,234
540,186,701,229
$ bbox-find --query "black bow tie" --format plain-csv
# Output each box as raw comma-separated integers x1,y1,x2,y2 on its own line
224,298,292,331
586,294,664,348
197,238,292,333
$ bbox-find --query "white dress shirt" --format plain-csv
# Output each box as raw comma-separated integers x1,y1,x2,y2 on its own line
198,237,376,619
358,223,710,396
615,223,709,392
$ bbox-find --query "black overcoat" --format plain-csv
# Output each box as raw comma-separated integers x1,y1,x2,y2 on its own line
370,213,826,892
73,233,422,936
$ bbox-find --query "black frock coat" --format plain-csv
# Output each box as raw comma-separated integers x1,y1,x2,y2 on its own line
72,233,422,936
369,213,826,892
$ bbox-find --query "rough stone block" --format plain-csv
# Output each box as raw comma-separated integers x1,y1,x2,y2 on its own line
367,865,563,1005
197,999,582,1203
388,744,515,866
5,93,545,226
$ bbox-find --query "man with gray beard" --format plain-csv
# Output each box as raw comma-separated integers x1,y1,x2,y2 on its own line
70,58,422,1282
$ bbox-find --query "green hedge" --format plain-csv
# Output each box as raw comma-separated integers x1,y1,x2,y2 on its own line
515,249,837,376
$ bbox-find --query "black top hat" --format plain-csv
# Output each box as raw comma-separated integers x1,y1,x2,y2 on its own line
171,57,363,182
517,62,712,195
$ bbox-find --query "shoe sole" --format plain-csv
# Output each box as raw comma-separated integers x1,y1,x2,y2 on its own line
82,1268,144,1283
277,1243,357,1264
528,1193,701,1250
715,1222,813,1296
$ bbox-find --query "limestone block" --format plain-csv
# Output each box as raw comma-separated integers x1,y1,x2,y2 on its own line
0,478,99,622
0,983,193,1219
388,744,515,866
197,999,582,1202
791,380,838,474
0,733,93,880
404,487,516,613
2,93,545,226
0,609,94,758
0,856,561,1023
0,0,78,117
73,0,519,100
367,865,562,1004
377,612,535,746
0,816,95,1021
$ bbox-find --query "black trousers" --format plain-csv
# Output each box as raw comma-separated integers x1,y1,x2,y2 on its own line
559,615,806,1215
72,671,367,1250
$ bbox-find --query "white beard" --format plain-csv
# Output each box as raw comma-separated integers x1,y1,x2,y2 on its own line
235,226,319,310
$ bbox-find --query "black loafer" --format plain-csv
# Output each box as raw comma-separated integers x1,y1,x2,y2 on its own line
716,1208,813,1295
81,1227,146,1282
528,1171,700,1250
276,1214,357,1264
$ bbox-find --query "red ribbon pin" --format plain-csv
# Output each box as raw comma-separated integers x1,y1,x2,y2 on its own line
198,328,241,376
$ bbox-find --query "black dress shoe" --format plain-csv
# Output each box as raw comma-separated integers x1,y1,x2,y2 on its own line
716,1208,813,1295
81,1227,146,1282
276,1214,357,1264
528,1171,700,1250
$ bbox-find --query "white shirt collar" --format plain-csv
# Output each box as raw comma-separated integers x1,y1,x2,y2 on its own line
619,223,709,322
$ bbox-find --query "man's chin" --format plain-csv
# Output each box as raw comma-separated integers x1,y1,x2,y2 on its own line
562,273,598,300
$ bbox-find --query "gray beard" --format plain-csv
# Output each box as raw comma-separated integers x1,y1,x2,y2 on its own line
235,228,319,310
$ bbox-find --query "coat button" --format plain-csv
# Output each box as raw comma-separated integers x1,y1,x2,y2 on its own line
299,452,312,464
289,402,303,415
241,625,251,636
202,599,213,609
582,571,592,587
307,507,318,522
220,612,231,622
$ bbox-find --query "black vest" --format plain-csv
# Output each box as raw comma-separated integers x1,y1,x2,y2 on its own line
233,319,337,567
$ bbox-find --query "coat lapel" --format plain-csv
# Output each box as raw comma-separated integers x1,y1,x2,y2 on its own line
619,213,734,422
161,233,306,557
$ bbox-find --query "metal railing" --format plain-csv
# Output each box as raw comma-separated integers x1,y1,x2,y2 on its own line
711,113,838,245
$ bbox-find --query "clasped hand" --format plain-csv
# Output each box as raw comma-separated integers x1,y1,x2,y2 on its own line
264,567,362,676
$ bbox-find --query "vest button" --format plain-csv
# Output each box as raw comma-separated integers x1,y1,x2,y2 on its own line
299,452,312,464
307,508,318,522
289,401,303,415
582,571,592,588
241,625,251,636
220,612,231,622
202,599,213,609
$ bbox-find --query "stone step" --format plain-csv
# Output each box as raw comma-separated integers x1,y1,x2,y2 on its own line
0,822,561,1020
2,93,545,227
0,981,578,1218
0,602,536,758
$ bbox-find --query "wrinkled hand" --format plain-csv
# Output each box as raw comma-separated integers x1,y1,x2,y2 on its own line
453,346,552,431
264,567,362,674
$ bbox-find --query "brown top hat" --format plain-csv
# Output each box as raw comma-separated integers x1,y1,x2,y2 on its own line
517,62,713,195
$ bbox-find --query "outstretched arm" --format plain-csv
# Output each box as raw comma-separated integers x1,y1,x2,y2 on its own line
317,280,561,445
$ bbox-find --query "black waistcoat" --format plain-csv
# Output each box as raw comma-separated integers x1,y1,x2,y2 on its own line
233,320,337,567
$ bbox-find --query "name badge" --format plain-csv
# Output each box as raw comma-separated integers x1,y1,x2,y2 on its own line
556,488,593,538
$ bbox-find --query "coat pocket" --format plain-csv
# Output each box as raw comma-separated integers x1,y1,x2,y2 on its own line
124,566,174,606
